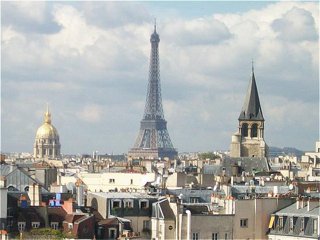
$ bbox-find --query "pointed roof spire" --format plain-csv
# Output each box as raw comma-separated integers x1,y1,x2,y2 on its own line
44,103,51,124
238,63,264,121
251,59,254,74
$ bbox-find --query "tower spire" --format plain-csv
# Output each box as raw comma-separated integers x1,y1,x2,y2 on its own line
239,63,263,121
154,18,157,32
251,59,254,74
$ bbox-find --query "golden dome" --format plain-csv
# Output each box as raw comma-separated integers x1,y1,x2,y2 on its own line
36,123,59,139
35,105,59,139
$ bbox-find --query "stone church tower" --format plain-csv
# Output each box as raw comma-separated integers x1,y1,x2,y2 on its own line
34,105,61,159
230,65,268,158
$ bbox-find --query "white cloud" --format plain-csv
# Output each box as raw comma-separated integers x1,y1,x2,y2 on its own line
76,104,104,123
48,5,103,55
272,7,318,42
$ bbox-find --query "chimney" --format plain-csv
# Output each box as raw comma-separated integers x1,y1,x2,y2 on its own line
28,184,42,206
307,198,319,211
296,197,301,210
301,197,307,208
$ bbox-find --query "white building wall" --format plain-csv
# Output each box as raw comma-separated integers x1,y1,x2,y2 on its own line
78,172,156,192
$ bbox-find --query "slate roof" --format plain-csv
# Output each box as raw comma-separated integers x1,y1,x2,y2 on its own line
159,199,175,220
0,164,46,192
184,204,210,214
91,192,157,199
152,198,175,220
276,201,320,218
238,70,264,121
223,156,270,174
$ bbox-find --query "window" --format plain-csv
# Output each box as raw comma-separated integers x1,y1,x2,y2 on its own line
51,222,58,230
124,200,133,208
130,179,133,185
143,220,150,230
241,123,248,137
313,219,318,234
240,218,248,228
109,228,117,239
300,218,304,232
192,232,199,240
212,232,218,240
224,233,228,240
190,197,199,203
278,217,283,231
68,223,73,229
109,179,115,183
32,222,40,228
140,200,149,209
251,124,258,138
289,217,293,231
112,200,121,209
18,222,26,232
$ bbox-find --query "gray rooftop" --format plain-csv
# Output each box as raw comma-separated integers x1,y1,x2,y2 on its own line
223,156,270,174
90,192,157,199
275,201,320,218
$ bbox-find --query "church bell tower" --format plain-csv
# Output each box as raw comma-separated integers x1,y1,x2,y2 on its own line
230,64,268,158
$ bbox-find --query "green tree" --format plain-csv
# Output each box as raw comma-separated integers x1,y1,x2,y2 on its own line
198,152,220,160
18,228,70,240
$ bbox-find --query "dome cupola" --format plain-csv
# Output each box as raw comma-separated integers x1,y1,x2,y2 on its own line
34,104,61,159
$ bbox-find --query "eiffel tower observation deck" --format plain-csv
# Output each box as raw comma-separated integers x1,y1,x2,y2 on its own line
128,24,177,160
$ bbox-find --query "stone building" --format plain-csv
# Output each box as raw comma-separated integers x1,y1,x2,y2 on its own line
230,66,268,158
33,105,61,159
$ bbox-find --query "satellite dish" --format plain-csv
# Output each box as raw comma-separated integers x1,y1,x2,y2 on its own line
66,182,76,192
289,184,294,190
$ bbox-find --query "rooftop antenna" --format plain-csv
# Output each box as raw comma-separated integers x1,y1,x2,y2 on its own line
154,18,157,32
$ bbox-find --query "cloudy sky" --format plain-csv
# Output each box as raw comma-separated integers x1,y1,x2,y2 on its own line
2,1,319,155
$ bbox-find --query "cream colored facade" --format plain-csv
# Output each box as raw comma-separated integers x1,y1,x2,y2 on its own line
33,106,61,159
230,124,267,158
231,198,294,239
78,172,156,192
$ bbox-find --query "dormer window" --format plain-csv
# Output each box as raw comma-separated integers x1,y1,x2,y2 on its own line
139,199,149,209
18,222,26,232
68,223,73,229
111,199,121,209
124,199,134,208
32,222,40,228
51,222,59,230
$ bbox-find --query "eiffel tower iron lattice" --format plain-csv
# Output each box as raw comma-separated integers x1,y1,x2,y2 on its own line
128,25,177,160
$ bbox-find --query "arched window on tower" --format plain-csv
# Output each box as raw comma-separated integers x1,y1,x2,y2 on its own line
241,123,248,137
251,123,258,138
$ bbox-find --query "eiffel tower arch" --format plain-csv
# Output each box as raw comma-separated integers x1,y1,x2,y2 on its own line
128,24,177,160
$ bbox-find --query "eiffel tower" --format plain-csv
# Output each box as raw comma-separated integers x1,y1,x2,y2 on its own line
128,24,177,160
